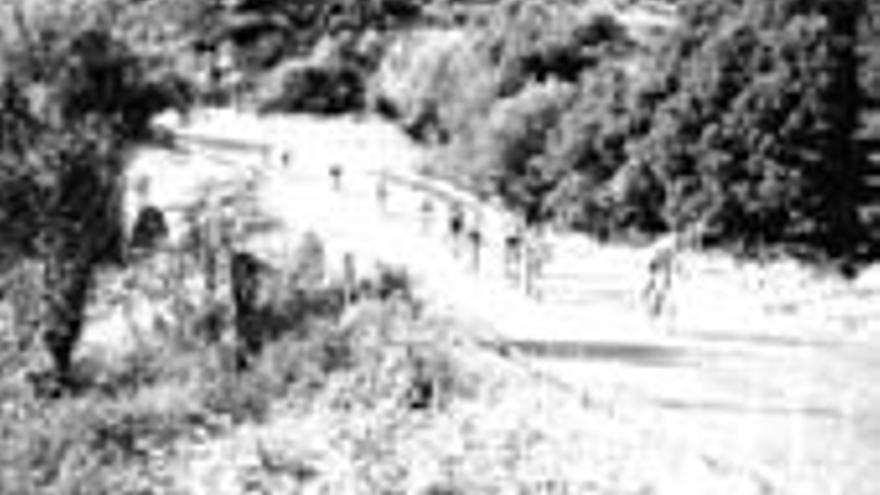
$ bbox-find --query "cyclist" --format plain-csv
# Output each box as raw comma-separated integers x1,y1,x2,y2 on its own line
467,208,484,273
642,226,700,324
329,163,343,191
448,203,465,257
376,174,389,212
420,196,435,234
523,225,551,300
503,213,526,280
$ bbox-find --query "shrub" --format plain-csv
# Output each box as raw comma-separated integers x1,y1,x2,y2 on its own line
260,62,365,114
372,30,488,142
290,230,328,288
198,367,274,423
538,67,636,232
482,3,629,90
0,3,189,383
375,5,630,146
402,345,471,411
229,233,333,367
476,80,577,221
374,262,414,300
0,389,198,495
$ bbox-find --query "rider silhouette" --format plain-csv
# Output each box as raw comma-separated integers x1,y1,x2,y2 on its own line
467,208,484,273
448,203,465,257
329,163,343,191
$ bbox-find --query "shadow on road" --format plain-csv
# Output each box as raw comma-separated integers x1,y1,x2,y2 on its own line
679,331,842,350
500,340,687,367
655,397,842,419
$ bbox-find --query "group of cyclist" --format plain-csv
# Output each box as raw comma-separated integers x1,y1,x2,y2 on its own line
434,193,551,299
321,158,680,314
362,161,553,297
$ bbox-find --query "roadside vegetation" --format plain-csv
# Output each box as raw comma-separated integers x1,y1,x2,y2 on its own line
373,0,877,265
0,226,450,494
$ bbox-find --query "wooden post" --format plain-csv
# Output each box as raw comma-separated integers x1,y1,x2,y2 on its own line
448,204,464,258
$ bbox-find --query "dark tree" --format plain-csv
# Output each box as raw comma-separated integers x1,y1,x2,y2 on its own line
1,2,184,385
620,0,864,255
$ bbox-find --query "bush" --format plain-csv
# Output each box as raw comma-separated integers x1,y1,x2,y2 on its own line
260,62,365,114
0,388,199,495
0,2,193,383
474,80,577,221
373,5,630,146
290,230,328,288
402,345,471,411
198,367,274,423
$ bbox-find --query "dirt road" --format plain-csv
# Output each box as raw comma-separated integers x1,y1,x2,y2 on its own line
143,108,880,495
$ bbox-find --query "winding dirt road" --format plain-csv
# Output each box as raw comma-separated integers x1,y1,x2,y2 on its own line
134,108,880,495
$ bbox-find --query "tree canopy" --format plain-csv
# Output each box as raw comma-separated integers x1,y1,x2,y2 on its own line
0,0,188,381
404,0,869,259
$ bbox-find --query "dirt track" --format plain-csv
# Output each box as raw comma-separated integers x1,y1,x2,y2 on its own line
124,108,880,495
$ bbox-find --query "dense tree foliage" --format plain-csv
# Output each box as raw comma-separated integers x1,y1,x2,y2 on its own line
479,80,578,222
0,0,186,384
207,0,427,68
392,0,868,260
614,0,864,254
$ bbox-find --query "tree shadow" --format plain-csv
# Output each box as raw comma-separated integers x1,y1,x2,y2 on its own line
655,397,842,419
680,331,842,349
500,340,687,367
